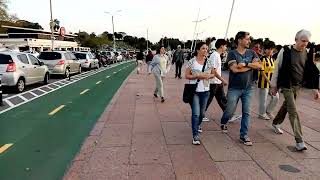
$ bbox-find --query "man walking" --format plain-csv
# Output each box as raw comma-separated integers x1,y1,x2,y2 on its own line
202,39,241,122
270,29,320,151
220,31,262,146
172,45,184,78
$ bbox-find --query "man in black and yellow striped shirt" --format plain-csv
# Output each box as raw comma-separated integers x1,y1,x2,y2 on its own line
258,42,279,120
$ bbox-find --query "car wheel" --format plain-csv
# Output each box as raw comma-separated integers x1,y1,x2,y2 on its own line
65,68,70,78
43,73,49,84
89,64,92,70
16,78,25,93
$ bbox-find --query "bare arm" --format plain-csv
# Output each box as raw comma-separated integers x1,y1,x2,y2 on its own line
261,71,271,85
229,63,252,73
185,67,206,80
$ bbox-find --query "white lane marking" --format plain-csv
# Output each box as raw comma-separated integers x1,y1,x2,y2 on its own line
96,81,102,85
106,76,110,79
3,99,14,107
18,95,28,101
48,105,65,116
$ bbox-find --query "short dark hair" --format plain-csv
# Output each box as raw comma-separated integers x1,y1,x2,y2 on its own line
235,31,250,45
194,42,207,56
215,39,227,49
156,45,164,54
264,41,276,50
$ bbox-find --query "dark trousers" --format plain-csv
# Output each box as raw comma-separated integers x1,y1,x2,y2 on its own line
206,84,227,111
175,62,183,78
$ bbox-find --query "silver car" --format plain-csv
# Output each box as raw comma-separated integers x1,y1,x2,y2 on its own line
38,51,81,78
73,52,99,70
0,51,50,92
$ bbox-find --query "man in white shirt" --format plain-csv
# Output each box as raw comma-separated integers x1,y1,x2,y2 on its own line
203,39,241,122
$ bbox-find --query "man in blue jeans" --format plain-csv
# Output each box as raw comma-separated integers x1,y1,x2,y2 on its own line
220,31,262,146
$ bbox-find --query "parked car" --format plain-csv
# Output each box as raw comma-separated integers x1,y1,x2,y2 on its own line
38,51,81,78
0,51,50,92
73,52,99,70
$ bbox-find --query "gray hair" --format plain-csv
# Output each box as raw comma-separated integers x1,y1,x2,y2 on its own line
295,29,311,40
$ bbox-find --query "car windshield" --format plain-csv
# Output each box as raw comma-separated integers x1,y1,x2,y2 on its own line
38,52,62,60
74,53,87,59
0,54,13,64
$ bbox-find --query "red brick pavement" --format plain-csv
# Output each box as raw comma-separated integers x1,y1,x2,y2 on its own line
63,64,320,180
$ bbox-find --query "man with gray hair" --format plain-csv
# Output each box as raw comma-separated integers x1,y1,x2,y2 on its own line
172,45,184,79
271,29,320,151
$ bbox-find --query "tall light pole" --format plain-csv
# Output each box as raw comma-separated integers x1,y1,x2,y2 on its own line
105,10,121,51
146,28,149,51
49,0,54,51
225,0,236,39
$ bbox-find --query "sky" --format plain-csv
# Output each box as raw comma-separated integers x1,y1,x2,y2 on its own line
7,0,320,45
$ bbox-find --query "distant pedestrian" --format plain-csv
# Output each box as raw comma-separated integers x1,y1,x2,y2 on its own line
146,49,154,72
172,45,184,79
148,46,170,103
136,49,144,74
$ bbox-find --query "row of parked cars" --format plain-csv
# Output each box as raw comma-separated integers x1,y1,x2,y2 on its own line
0,50,120,93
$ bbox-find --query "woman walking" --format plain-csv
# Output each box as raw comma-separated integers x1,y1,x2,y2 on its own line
148,46,170,103
185,42,216,145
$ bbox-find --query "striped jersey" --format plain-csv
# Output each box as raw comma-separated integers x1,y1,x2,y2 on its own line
258,56,275,88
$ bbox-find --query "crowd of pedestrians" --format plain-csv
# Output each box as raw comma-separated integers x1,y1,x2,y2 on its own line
138,29,320,151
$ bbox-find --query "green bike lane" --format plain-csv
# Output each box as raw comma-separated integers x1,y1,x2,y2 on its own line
0,61,136,180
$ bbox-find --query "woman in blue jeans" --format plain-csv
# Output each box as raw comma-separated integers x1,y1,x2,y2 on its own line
185,42,216,145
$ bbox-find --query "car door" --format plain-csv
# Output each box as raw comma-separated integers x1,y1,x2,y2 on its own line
28,54,45,82
69,52,78,72
87,53,95,67
17,54,33,84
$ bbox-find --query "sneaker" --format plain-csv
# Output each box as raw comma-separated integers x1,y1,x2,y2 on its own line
161,97,165,103
296,142,307,151
229,115,242,123
192,135,201,145
153,93,158,98
266,112,274,119
221,124,228,133
202,117,210,122
272,124,284,134
198,126,203,133
258,114,270,120
240,136,253,146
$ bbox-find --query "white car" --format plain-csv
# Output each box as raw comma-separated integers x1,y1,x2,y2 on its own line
73,52,99,70
0,51,50,92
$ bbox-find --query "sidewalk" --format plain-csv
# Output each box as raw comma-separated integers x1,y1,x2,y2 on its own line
63,64,320,180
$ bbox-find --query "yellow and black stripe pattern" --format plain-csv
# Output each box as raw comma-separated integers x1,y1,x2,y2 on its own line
258,56,275,88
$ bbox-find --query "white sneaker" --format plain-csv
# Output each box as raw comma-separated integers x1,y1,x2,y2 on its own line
198,126,203,133
192,136,201,145
266,112,274,119
202,117,210,122
272,124,284,134
296,142,307,151
229,115,242,123
259,114,270,120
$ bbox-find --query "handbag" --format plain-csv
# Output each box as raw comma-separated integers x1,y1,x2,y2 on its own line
183,58,207,103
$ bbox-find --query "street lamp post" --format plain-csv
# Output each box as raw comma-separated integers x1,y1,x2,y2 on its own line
49,0,54,51
191,9,210,51
225,0,236,39
105,10,121,51
146,28,149,51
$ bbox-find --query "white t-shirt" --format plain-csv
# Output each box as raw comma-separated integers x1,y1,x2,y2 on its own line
187,57,213,92
209,51,222,84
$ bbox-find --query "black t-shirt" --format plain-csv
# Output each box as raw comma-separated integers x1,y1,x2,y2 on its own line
226,49,258,89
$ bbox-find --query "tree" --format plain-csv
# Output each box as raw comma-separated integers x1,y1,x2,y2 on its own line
53,19,60,32
0,0,9,21
16,20,43,29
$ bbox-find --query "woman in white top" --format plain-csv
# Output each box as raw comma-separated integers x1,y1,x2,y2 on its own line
148,46,170,103
185,42,217,145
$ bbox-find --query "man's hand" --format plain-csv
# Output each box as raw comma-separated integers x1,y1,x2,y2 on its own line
237,63,246,68
271,87,278,96
313,89,320,100
222,79,228,86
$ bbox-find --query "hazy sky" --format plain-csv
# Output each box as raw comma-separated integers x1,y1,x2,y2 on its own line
7,0,320,44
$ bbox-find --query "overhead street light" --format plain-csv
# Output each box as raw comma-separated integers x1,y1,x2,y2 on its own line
105,10,122,51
